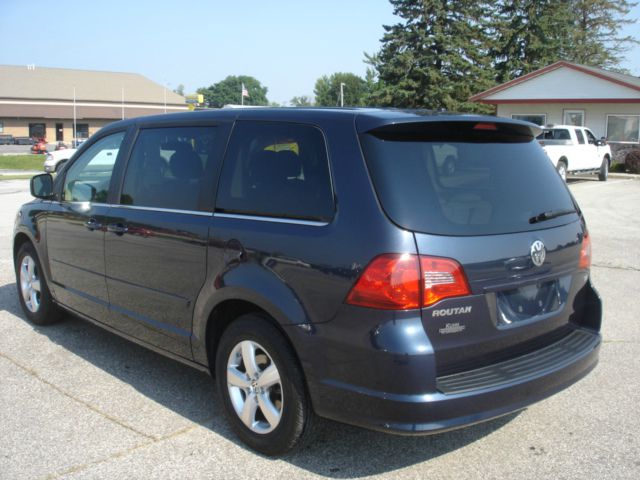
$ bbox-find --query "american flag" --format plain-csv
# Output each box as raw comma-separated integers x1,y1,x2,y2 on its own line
241,83,249,98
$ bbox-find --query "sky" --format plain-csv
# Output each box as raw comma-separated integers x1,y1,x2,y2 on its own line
1,0,639,105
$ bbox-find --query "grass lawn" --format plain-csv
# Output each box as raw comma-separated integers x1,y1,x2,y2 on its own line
0,174,36,181
0,155,44,170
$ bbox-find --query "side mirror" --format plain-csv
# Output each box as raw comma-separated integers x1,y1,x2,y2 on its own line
30,174,54,199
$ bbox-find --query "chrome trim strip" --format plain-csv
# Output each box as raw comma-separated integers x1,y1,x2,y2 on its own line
214,212,329,227
107,204,212,217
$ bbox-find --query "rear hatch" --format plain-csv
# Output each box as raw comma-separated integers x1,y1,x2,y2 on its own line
358,118,593,375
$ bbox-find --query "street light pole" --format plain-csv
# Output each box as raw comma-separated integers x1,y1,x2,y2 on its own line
340,82,345,107
73,86,76,146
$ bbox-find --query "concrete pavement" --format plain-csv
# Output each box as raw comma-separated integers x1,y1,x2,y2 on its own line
0,178,638,479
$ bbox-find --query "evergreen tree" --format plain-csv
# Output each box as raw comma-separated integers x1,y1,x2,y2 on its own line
367,0,495,113
492,1,574,83
568,0,638,69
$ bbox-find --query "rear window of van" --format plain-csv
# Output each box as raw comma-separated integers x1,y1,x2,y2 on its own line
360,122,577,236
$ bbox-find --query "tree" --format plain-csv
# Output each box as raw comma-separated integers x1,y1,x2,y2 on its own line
313,72,368,107
568,0,638,69
492,0,638,82
367,0,495,113
173,84,185,96
492,1,575,83
290,95,313,106
197,75,268,108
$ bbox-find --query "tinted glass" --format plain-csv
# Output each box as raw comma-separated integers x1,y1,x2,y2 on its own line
360,124,577,236
63,131,124,202
121,126,217,211
216,121,334,221
575,129,585,144
538,129,571,141
585,130,597,144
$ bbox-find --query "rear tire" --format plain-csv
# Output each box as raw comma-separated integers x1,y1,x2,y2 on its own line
598,157,608,181
15,242,63,326
215,314,314,455
557,161,568,182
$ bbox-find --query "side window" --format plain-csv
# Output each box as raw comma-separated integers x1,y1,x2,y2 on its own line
216,121,334,222
575,129,586,145
62,131,125,203
120,126,217,211
585,130,597,145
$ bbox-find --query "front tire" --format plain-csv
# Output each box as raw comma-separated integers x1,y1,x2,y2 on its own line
15,242,62,325
215,314,313,455
599,157,609,181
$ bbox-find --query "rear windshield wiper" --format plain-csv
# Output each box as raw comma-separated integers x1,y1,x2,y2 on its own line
529,208,576,224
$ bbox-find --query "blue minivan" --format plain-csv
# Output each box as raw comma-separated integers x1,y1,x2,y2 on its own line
14,108,601,455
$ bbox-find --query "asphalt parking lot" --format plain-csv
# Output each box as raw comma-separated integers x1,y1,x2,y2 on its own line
1,177,639,479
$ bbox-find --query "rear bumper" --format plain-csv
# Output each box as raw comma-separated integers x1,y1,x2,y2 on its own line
314,329,599,434
288,293,601,435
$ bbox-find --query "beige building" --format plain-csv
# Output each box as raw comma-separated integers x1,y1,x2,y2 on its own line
470,61,640,162
0,65,187,143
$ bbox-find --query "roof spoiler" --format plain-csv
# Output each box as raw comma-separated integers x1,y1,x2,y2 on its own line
365,120,539,143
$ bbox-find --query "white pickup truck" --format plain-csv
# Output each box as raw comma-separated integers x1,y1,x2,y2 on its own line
537,125,611,181
43,148,78,173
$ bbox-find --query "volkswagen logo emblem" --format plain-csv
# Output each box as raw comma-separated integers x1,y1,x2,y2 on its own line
530,240,546,267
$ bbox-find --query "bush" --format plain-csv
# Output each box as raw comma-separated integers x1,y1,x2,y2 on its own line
610,162,626,173
625,150,640,174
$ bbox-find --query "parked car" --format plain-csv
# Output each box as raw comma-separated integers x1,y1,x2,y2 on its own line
14,136,34,145
31,139,48,154
537,125,611,181
0,134,15,145
14,109,601,455
44,148,78,173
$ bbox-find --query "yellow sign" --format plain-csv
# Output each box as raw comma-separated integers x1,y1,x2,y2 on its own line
185,94,204,104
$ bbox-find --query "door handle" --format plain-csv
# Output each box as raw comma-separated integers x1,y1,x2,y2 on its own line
107,223,128,235
85,218,102,231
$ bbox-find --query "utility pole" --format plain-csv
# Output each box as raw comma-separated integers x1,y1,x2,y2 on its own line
340,82,345,107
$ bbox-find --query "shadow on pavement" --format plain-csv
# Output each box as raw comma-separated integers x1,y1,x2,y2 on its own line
0,281,519,476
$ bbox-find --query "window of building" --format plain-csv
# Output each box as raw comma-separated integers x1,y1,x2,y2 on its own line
606,115,640,143
216,121,334,222
0,120,4,133
63,132,125,203
563,110,585,126
511,114,546,126
75,124,89,139
575,129,585,144
120,126,217,212
29,123,46,139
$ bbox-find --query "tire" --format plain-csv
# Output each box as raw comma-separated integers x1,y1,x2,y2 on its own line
599,157,609,181
556,161,568,182
215,314,313,455
15,242,63,326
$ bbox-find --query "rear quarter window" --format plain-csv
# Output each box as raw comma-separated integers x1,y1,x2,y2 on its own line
215,121,334,222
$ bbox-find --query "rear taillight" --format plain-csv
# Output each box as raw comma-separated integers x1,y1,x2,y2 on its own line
579,232,591,270
345,254,471,310
420,256,471,307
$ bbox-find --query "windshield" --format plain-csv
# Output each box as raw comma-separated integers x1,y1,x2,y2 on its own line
360,124,577,236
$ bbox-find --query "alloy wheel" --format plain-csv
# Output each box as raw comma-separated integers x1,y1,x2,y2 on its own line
226,340,283,434
20,255,41,313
